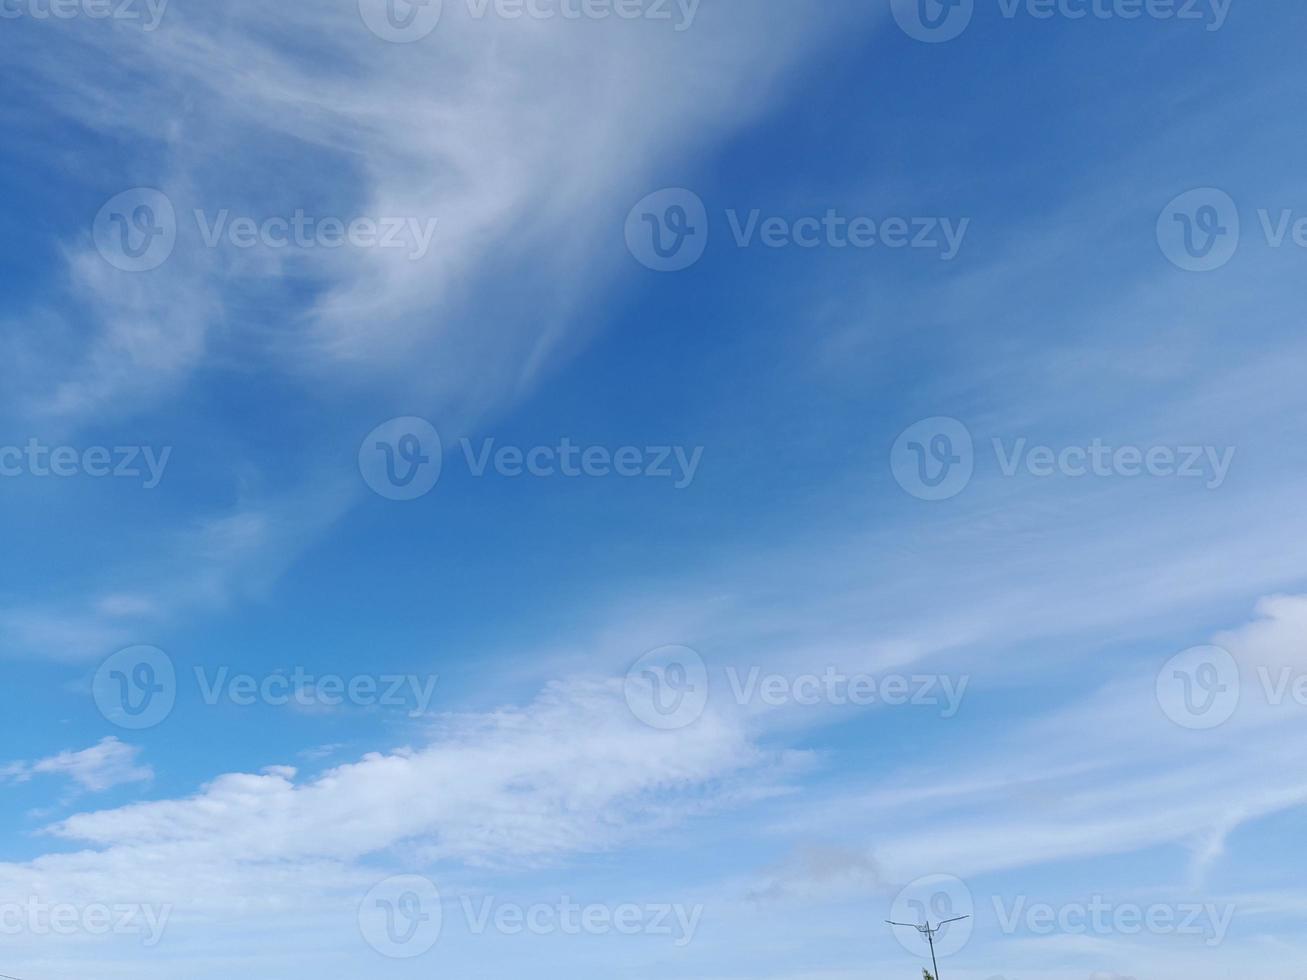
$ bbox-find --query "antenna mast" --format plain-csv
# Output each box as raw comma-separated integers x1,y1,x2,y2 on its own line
885,915,970,980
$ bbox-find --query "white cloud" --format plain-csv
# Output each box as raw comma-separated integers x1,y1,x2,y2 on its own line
2,737,153,793
0,677,776,918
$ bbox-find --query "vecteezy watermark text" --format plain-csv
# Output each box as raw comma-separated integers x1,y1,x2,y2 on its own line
464,0,699,28
92,645,440,730
992,438,1235,488
461,438,703,488
0,0,168,29
992,894,1235,946
891,417,1236,500
724,666,969,718
890,874,1234,958
93,189,439,272
622,646,970,730
624,188,970,272
194,666,439,717
357,875,703,959
359,417,704,500
193,210,438,258
723,209,969,259
0,440,171,488
891,0,1231,43
357,0,700,43
0,898,172,947
461,896,703,946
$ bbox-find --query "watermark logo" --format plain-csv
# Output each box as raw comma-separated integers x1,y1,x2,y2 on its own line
359,417,443,501
891,417,975,501
93,645,177,730
625,188,709,272
1159,189,1307,271
93,188,176,272
624,645,710,731
359,875,443,958
890,874,975,957
1156,645,1240,730
358,0,443,41
626,190,969,271
625,658,967,726
95,191,441,270
891,0,974,42
1157,188,1240,272
360,419,704,498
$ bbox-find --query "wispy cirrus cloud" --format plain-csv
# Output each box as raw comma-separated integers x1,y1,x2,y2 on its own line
6,0,877,425
0,0,879,666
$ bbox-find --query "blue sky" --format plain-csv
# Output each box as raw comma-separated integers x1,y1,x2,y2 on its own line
3,0,1307,977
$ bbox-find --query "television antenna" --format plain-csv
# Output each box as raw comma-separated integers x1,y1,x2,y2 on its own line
886,915,970,980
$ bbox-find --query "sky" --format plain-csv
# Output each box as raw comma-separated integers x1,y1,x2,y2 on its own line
2,0,1307,977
